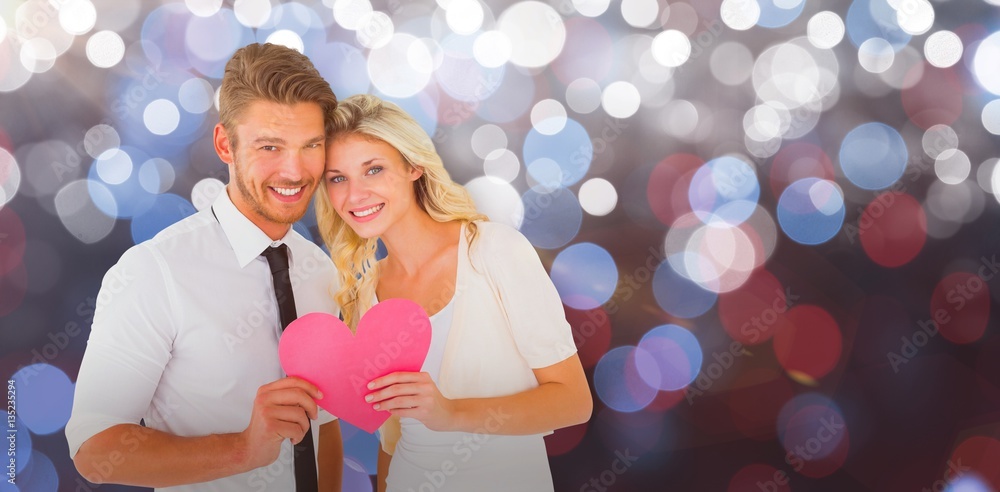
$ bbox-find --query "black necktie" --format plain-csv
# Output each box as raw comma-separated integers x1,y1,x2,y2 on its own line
261,244,318,492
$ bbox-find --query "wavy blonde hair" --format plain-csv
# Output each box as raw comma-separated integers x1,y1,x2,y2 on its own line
314,94,488,330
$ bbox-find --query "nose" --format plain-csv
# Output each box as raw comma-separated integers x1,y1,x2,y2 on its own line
346,177,371,205
275,152,306,183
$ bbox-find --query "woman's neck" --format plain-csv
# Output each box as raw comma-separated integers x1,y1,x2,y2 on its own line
379,209,455,277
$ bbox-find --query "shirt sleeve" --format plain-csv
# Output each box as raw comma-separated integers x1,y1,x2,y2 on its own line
479,223,578,369
65,244,177,458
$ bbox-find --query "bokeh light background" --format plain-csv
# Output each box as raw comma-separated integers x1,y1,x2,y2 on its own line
2,0,1000,490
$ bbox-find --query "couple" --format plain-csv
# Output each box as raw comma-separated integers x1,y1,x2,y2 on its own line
66,43,591,492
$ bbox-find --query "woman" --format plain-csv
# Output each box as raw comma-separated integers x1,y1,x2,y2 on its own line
315,94,592,491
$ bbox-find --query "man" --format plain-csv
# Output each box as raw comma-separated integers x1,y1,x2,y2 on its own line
66,43,343,491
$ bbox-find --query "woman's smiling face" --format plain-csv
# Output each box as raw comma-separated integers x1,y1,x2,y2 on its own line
324,133,424,239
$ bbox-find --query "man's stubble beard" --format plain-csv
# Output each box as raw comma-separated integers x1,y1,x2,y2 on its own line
231,153,313,226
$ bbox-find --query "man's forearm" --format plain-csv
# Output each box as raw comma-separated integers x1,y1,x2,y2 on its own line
74,423,253,487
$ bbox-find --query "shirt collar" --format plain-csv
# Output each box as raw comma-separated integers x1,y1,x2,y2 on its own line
212,186,295,268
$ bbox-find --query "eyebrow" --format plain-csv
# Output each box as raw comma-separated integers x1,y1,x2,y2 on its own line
251,135,325,146
326,158,382,174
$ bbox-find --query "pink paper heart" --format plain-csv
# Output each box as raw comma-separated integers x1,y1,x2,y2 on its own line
278,298,432,433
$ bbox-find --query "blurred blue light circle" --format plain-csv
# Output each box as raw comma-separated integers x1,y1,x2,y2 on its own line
141,4,195,73
653,259,717,318
519,187,583,249
130,193,197,244
18,451,58,491
523,118,592,187
3,410,32,473
776,392,844,447
526,158,564,189
637,325,704,391
756,0,807,28
839,122,908,190
594,346,659,413
314,42,371,97
688,156,760,226
185,8,253,79
846,0,911,49
777,178,845,245
12,364,74,435
550,242,618,310
381,91,439,142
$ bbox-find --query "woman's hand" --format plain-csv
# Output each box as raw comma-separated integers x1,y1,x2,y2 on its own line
366,372,458,432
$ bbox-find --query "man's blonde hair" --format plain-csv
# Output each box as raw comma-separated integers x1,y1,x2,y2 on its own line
219,43,338,147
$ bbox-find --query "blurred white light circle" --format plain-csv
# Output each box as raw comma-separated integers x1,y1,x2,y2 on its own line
983,100,1000,135
447,0,484,35
139,158,176,194
807,11,844,49
55,180,116,244
934,149,971,185
407,38,438,75
356,11,394,49
566,78,602,114
473,31,511,68
651,30,691,68
465,176,525,228
185,0,223,17
922,124,958,159
621,0,659,28
531,99,568,135
483,149,520,183
660,99,699,138
895,0,934,35
84,124,121,159
20,38,57,74
976,158,998,194
265,30,305,53
744,104,783,142
602,81,641,118
579,178,617,216
59,0,97,35
234,0,273,28
973,32,1000,95
858,38,895,73
86,30,125,68
191,177,225,211
96,149,133,186
924,30,963,68
573,0,610,17
710,42,753,86
144,99,181,136
333,0,372,30
368,33,432,98
720,0,760,31
993,160,1000,205
178,78,215,114
497,1,566,68
471,124,508,159
0,148,21,208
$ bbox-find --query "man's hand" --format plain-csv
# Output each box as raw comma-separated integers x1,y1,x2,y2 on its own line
239,377,322,469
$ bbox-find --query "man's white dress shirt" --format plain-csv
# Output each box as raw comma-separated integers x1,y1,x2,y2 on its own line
67,188,338,491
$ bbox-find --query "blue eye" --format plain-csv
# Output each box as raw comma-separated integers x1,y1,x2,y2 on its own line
329,175,345,183
367,166,383,175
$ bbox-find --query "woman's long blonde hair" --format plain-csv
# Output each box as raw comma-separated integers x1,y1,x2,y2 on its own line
315,94,488,329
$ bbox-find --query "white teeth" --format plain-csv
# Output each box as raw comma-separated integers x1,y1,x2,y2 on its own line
353,204,384,217
273,187,301,196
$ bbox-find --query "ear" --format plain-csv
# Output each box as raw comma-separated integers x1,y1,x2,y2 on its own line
213,123,235,165
409,165,424,182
